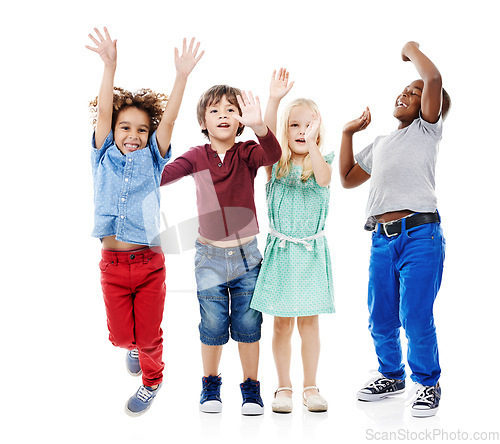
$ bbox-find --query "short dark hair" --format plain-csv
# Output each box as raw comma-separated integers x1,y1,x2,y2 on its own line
196,85,244,138
442,88,451,120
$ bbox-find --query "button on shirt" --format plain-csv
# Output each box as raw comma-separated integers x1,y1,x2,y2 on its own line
91,130,171,246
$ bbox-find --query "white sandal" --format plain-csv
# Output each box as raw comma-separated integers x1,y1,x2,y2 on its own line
271,387,293,413
303,386,328,412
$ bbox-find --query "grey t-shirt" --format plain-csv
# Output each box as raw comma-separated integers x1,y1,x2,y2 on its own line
355,114,442,218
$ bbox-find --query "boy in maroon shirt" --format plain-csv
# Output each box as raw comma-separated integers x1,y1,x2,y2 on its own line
161,85,281,415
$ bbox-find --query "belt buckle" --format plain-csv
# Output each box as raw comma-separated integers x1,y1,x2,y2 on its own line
382,220,398,237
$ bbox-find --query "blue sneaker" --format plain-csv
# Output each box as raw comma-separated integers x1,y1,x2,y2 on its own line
411,383,441,417
125,383,161,417
240,378,264,415
200,375,222,413
126,349,142,376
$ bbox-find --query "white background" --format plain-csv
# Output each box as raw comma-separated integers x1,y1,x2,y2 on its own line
1,0,499,442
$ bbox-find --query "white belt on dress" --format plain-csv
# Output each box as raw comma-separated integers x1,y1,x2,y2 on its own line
269,227,325,252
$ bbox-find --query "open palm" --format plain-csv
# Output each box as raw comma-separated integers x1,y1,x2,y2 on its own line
269,68,294,100
233,91,263,129
86,27,117,66
175,37,204,78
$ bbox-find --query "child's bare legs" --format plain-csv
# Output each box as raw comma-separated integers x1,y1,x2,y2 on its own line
273,317,295,398
297,315,321,398
201,342,259,380
238,341,259,381
201,344,223,376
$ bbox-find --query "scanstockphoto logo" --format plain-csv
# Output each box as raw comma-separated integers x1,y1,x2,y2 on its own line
365,428,499,441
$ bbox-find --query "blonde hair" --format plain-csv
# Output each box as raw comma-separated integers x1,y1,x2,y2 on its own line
276,98,325,182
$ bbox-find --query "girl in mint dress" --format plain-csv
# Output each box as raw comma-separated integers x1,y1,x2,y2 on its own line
250,70,334,414
250,149,335,317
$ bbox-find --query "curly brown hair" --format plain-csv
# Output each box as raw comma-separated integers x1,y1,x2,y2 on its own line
89,87,168,135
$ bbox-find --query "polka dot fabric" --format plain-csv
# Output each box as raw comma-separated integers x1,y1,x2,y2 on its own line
91,130,171,246
251,152,335,317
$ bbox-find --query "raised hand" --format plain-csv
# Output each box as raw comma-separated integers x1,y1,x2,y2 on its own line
401,41,420,62
233,91,267,137
305,113,321,146
86,27,117,66
175,38,204,78
343,107,371,135
269,68,294,100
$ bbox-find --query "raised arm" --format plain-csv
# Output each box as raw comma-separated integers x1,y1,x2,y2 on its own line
339,107,371,188
156,38,204,157
304,114,332,187
233,91,281,166
401,42,442,123
86,27,117,149
233,91,268,138
264,68,294,134
263,68,293,180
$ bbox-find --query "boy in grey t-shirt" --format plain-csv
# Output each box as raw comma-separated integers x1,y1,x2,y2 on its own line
339,41,451,418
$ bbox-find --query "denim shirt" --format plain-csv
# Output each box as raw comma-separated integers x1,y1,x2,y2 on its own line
91,130,171,246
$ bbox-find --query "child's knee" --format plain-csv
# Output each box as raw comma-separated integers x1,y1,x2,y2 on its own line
109,331,135,349
274,317,294,336
297,315,319,335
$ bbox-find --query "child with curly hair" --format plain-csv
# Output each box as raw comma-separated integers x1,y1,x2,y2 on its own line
86,27,203,416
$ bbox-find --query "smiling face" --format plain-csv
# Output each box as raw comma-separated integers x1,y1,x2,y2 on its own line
393,79,424,125
287,104,316,157
113,106,150,155
201,95,242,144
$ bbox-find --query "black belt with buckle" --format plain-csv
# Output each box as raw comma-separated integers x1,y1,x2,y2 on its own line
378,212,439,237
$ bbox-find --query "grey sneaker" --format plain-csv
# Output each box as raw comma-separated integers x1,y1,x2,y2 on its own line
126,349,142,376
357,375,405,401
125,383,161,417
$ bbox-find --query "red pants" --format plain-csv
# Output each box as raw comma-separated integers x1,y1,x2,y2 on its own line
100,247,166,386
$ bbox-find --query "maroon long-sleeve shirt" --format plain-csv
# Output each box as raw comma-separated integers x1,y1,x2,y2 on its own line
160,129,281,242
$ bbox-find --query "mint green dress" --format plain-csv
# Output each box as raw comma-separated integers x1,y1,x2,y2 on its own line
251,153,335,317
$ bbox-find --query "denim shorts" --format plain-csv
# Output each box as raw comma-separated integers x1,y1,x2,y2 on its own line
194,237,263,346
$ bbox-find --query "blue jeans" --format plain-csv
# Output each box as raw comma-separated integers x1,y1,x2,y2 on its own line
368,215,445,386
194,238,263,346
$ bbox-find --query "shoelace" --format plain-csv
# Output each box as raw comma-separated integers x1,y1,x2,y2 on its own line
405,384,435,406
136,386,154,402
364,376,394,391
130,349,139,359
203,377,222,399
241,382,261,404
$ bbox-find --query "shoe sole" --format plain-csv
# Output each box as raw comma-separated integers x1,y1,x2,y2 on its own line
304,403,328,413
200,400,222,413
124,403,151,417
411,407,438,418
241,403,264,416
357,388,405,402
